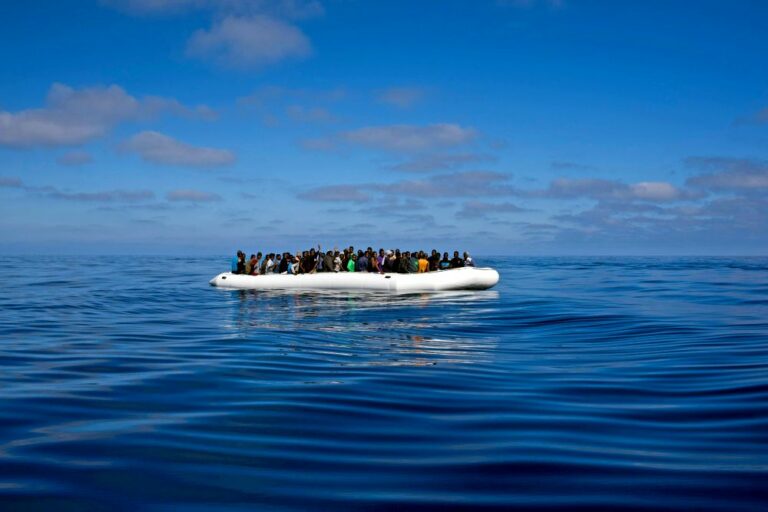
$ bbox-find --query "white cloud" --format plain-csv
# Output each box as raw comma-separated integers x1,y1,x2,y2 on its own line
186,15,311,69
122,131,235,167
102,0,324,18
538,178,688,202
388,152,496,172
342,123,477,152
630,181,682,201
685,157,768,192
377,87,425,109
297,184,371,203
0,177,23,188
457,201,528,218
57,150,94,166
166,189,222,202
46,189,156,202
297,171,515,203
285,104,335,123
0,83,215,148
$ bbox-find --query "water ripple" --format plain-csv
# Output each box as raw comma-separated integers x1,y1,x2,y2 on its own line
0,256,767,510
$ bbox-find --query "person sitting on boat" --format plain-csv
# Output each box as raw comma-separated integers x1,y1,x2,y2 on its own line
463,252,474,267
248,252,261,275
278,252,289,274
245,253,256,275
428,249,440,271
265,254,276,274
401,251,411,273
407,251,419,273
347,253,357,272
356,250,368,272
450,251,464,269
232,251,241,274
439,252,451,270
418,251,429,273
333,251,342,272
370,252,380,273
376,249,386,273
321,249,334,273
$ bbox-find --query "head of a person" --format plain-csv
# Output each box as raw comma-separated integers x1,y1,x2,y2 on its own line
443,252,449,259
463,252,469,258
453,251,459,258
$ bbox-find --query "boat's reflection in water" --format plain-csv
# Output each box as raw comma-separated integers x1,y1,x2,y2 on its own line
226,289,501,367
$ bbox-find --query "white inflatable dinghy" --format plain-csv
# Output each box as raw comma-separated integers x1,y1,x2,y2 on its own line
209,267,499,292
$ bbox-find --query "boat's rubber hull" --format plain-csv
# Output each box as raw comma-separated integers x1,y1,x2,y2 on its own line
209,267,499,292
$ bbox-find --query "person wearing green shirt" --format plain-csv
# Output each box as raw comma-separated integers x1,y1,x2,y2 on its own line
347,254,357,272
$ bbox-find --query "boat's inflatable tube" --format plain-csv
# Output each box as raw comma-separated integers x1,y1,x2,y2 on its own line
209,267,499,292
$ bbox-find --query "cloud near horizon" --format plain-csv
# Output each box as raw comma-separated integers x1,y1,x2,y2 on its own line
166,189,222,202
387,152,497,173
0,83,215,148
684,157,768,193
297,171,515,203
121,131,236,167
342,123,477,152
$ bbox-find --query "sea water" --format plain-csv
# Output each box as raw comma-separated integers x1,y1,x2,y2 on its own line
0,256,766,510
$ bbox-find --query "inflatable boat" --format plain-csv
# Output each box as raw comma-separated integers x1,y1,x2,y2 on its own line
209,266,499,292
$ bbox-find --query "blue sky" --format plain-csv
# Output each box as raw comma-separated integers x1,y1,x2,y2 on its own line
1,0,767,255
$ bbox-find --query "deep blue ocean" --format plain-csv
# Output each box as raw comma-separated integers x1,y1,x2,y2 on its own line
0,256,767,511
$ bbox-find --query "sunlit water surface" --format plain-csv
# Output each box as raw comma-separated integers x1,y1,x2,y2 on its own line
0,256,767,510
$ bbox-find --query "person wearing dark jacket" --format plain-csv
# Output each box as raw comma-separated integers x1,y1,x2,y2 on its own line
398,252,410,274
450,251,464,269
323,250,335,272
356,250,368,272
279,252,289,273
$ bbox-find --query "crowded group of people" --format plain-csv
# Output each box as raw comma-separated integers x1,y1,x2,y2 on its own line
230,246,476,276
